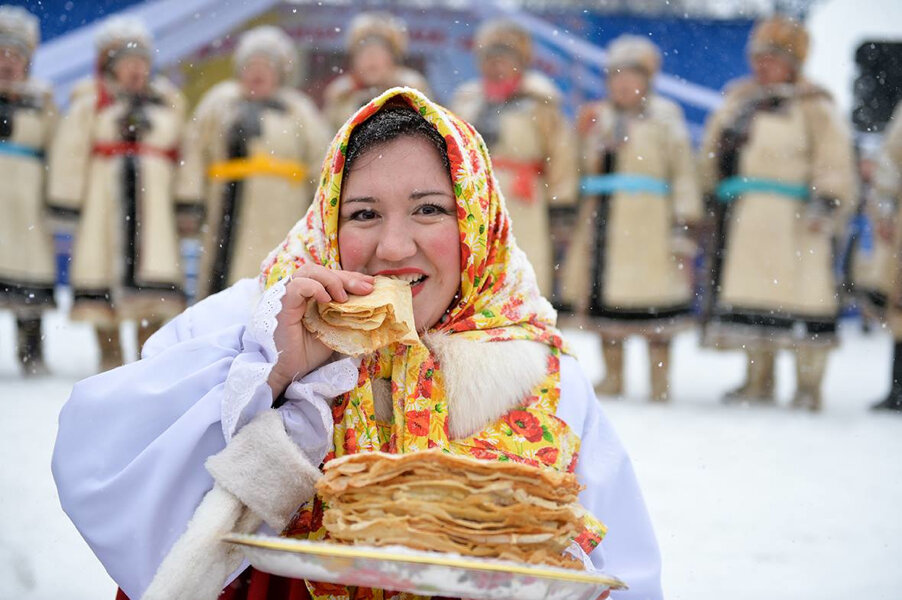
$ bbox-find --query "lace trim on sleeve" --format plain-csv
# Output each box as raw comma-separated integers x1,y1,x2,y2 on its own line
280,356,361,465
221,279,286,442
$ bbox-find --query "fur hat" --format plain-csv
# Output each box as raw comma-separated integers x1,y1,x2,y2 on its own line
0,5,39,59
234,25,298,84
747,16,809,67
474,18,532,64
95,16,153,73
346,12,408,59
606,34,662,78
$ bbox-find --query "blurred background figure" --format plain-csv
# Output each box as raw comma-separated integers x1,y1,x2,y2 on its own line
868,100,902,411
699,16,856,411
0,5,57,376
176,25,328,299
452,18,577,300
322,12,430,132
843,133,889,328
562,35,701,402
46,16,186,372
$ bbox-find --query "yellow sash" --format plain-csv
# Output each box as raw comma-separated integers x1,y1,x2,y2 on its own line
207,154,307,184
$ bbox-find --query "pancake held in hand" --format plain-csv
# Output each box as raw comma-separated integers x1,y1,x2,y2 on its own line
302,276,418,356
314,450,587,569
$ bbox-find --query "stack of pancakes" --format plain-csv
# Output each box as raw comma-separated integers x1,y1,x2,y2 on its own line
315,450,586,569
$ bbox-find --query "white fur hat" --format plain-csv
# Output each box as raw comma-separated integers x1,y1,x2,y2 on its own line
0,5,40,58
606,34,662,78
346,12,409,59
95,15,153,72
234,25,298,84
474,18,532,64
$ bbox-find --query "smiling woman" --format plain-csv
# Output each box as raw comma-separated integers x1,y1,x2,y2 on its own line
51,88,663,600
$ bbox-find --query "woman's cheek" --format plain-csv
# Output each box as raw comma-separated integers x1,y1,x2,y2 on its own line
337,234,370,272
428,221,462,275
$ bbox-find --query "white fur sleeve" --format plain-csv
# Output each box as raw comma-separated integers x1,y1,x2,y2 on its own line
557,355,664,600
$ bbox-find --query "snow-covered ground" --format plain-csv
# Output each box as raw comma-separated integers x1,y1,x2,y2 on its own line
1,306,900,600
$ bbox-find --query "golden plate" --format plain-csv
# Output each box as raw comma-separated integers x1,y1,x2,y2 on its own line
224,534,626,600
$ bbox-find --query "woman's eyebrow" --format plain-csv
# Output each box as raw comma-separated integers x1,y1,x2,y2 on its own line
343,196,377,204
410,190,454,200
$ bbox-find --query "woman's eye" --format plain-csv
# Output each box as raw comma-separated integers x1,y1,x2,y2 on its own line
416,203,451,217
349,209,377,221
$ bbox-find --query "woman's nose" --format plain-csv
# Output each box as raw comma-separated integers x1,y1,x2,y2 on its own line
375,219,417,262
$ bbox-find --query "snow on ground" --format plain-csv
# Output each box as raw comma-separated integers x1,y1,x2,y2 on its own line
1,306,900,600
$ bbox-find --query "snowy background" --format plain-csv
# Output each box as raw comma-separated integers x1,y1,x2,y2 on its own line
2,0,902,598
1,303,900,600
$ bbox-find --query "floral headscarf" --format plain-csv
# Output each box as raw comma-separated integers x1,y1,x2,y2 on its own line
260,86,566,454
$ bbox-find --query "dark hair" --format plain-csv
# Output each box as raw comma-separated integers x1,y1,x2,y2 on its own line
343,104,451,176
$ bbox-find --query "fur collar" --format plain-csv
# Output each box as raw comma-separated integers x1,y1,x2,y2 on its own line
371,334,550,439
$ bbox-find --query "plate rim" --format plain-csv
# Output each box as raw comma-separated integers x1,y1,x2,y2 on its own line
223,533,626,589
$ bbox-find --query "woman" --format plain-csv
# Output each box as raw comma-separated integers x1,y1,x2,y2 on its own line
322,11,431,133
0,5,57,376
176,25,328,299
53,88,661,600
47,16,186,370
698,17,856,410
563,35,701,402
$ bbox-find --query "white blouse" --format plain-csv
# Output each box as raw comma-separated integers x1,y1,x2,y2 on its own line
51,278,662,600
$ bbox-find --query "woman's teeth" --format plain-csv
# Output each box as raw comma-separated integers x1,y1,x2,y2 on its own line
387,273,427,285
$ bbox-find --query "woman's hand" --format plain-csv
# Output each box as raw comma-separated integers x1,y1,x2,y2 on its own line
267,265,374,399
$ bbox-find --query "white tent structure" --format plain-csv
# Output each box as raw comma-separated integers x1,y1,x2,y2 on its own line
33,0,725,126
33,0,280,106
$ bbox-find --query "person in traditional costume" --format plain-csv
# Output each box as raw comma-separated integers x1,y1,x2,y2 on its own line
52,88,662,600
562,35,701,402
866,101,902,411
0,6,58,376
698,16,856,410
451,18,578,300
844,133,888,325
47,16,186,371
322,11,430,133
176,25,329,300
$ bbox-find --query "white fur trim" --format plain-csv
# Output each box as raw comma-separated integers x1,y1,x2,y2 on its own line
207,410,322,531
141,485,257,600
423,334,549,439
143,410,321,599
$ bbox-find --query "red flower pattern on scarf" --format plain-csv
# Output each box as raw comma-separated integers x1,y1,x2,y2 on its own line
536,446,559,466
405,409,430,436
505,409,544,443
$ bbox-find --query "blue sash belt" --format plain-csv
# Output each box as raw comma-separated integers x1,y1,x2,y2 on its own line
0,140,44,160
580,173,670,196
715,176,809,203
